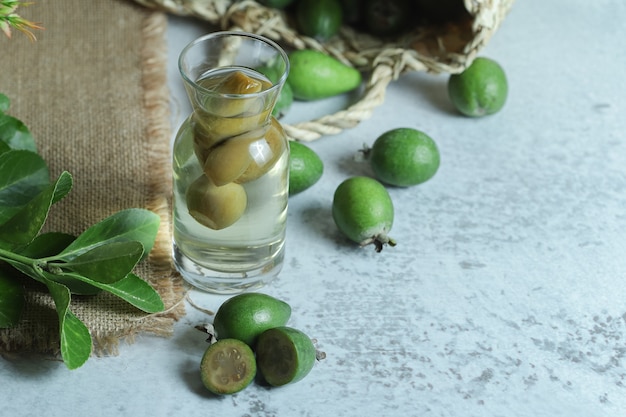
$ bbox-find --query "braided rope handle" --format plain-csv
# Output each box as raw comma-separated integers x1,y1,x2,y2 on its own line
133,0,514,141
221,2,450,141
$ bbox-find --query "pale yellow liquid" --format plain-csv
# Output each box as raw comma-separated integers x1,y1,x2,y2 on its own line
172,67,289,293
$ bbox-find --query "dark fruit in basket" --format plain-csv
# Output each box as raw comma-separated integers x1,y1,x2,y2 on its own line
296,0,343,41
339,0,362,24
415,0,470,23
258,0,295,9
363,0,412,36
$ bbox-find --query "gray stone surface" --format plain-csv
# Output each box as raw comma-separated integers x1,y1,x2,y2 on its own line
3,1,625,416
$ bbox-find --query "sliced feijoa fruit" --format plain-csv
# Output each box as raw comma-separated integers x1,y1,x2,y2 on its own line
256,326,317,387
200,338,256,395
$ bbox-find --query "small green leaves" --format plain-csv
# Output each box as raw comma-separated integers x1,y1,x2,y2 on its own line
0,1,45,41
0,93,9,112
93,273,165,313
0,150,49,225
57,208,161,262
0,115,36,152
0,92,165,369
46,272,165,313
0,96,36,152
0,171,72,248
17,232,75,258
43,276,92,370
60,240,144,284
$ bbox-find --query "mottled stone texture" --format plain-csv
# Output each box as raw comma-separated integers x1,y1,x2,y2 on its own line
2,0,625,416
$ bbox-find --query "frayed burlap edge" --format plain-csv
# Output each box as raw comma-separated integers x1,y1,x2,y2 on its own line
88,10,187,357
0,9,187,361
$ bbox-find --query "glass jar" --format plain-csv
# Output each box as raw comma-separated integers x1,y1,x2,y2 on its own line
172,31,290,294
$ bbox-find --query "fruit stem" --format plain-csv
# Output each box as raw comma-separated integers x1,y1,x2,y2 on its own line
354,143,372,162
360,234,396,253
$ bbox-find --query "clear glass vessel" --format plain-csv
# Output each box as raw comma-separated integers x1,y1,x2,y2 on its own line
172,31,290,294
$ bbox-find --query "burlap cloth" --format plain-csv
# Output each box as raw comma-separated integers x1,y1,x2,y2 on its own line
0,0,186,359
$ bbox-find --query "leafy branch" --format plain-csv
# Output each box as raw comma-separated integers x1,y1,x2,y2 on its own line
0,1,43,41
0,93,165,369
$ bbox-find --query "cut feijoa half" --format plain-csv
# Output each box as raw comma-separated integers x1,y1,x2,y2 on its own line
200,338,257,395
255,326,317,387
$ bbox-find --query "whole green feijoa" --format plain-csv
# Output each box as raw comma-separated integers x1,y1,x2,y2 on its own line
213,292,292,347
332,176,396,252
255,65,293,118
447,57,508,117
289,141,324,195
256,326,317,387
273,81,293,118
288,49,362,101
366,127,440,187
296,0,343,41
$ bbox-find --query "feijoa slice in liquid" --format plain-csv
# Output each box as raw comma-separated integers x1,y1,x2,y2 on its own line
185,175,247,230
256,326,317,387
200,338,256,395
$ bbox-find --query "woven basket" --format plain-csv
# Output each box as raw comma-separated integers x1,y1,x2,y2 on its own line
133,0,514,141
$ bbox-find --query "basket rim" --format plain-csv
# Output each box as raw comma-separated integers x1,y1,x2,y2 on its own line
134,0,515,141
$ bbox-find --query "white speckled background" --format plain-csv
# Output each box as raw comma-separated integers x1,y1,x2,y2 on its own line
3,1,626,416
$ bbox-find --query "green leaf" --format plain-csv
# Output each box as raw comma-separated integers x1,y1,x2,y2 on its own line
0,171,72,248
0,268,25,328
0,140,9,155
0,150,49,226
0,113,37,152
51,170,73,204
1,258,45,285
0,94,9,113
44,271,101,297
5,233,98,295
58,208,160,261
59,240,144,284
42,277,93,369
47,271,165,313
18,232,76,258
59,310,93,370
106,273,164,313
